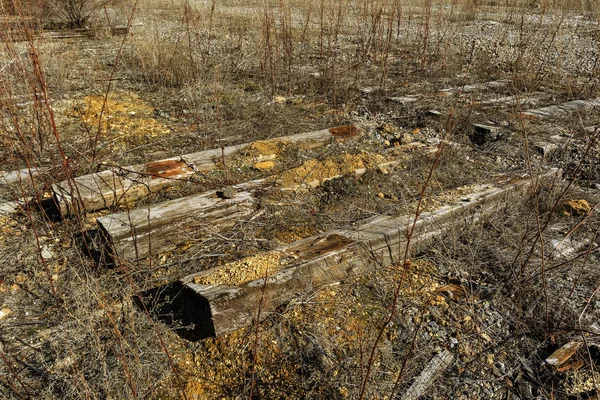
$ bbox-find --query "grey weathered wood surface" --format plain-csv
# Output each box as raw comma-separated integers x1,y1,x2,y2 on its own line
97,180,265,261
439,80,510,95
402,350,454,400
0,197,30,215
522,99,600,119
171,170,558,339
0,168,40,185
53,124,368,215
98,157,409,261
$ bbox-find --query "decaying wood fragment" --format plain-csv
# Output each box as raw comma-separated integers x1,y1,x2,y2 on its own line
97,180,263,261
439,80,510,95
98,157,410,261
402,350,454,400
143,170,558,340
53,125,369,215
0,168,39,185
546,341,583,367
522,99,600,119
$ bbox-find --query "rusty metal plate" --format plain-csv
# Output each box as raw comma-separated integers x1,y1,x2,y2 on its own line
329,125,360,141
144,159,193,179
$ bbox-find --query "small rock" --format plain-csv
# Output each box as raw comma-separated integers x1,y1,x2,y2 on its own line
0,308,11,320
253,161,275,171
41,245,54,260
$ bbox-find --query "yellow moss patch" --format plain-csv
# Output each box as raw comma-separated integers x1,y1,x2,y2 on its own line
277,152,387,188
74,92,171,149
194,251,285,286
0,215,19,243
561,199,591,217
253,160,275,171
245,139,285,158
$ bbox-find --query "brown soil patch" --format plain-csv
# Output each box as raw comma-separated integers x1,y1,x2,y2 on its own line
276,152,387,188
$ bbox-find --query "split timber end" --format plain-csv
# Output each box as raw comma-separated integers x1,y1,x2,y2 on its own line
159,169,560,340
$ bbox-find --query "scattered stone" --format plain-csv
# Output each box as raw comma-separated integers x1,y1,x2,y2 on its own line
0,308,11,320
253,161,275,171
561,199,591,217
41,245,54,260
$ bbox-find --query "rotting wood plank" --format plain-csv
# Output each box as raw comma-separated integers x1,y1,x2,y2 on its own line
521,99,600,119
0,168,39,185
402,350,454,400
143,170,559,340
97,181,263,261
0,197,30,215
439,80,510,96
53,124,370,215
98,153,421,261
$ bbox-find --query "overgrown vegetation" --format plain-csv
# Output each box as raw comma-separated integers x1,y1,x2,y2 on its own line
0,0,599,399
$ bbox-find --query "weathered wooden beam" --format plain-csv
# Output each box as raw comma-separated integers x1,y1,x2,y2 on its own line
53,124,369,215
0,197,30,215
402,350,454,400
98,155,412,261
522,99,600,119
97,180,263,261
439,80,510,96
0,168,39,185
147,170,558,340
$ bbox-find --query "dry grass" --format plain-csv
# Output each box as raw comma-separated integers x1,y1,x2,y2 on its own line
0,0,599,399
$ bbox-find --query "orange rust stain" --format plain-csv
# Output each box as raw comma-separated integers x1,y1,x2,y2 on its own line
144,159,193,179
286,234,354,260
329,125,360,141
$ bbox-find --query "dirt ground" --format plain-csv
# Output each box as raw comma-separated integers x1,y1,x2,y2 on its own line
1,0,600,399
